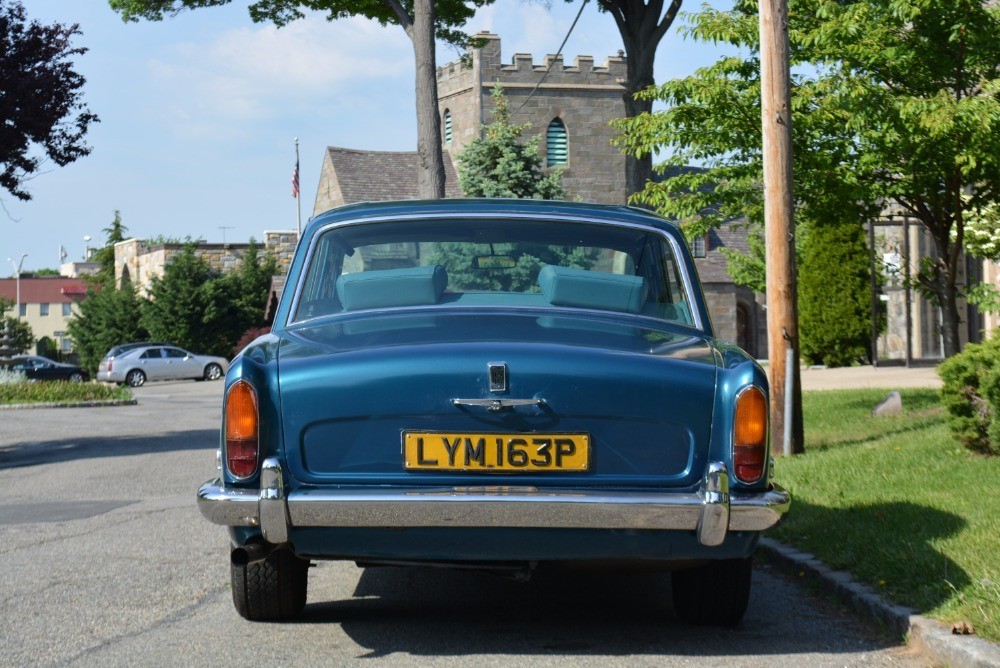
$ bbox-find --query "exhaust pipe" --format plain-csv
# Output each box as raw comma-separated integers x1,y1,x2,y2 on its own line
231,542,276,566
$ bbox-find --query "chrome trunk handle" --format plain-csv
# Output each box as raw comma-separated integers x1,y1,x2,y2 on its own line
451,398,547,413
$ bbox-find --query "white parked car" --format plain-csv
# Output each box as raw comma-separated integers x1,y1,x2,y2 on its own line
98,345,228,387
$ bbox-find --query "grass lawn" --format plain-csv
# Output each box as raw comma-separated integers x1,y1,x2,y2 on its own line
0,381,133,406
772,388,1000,642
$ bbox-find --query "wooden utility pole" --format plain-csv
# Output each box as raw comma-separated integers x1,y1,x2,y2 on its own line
759,0,804,454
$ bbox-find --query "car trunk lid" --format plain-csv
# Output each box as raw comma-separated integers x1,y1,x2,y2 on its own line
277,311,718,489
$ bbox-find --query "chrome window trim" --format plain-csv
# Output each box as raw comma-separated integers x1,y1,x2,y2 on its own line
286,212,706,332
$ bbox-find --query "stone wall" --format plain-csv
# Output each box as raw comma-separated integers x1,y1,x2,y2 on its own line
873,212,973,361
263,231,298,274
313,150,343,216
438,32,628,204
115,231,299,297
702,284,767,359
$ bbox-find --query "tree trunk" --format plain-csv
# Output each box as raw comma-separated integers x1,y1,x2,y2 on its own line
930,230,963,358
409,0,445,199
600,0,683,201
623,56,655,201
938,281,962,358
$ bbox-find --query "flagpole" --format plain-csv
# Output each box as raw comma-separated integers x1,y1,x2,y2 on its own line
294,138,302,238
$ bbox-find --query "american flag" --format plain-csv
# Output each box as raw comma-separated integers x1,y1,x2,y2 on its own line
292,160,300,199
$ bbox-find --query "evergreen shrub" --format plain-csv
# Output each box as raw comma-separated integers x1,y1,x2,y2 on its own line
799,222,874,367
938,333,1000,455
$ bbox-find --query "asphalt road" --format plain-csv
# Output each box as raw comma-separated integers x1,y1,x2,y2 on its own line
0,380,930,667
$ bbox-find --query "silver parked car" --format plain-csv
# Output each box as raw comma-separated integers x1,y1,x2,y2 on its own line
98,345,228,387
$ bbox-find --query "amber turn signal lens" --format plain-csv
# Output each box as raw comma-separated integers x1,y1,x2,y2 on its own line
733,386,767,483
734,386,767,446
226,381,258,478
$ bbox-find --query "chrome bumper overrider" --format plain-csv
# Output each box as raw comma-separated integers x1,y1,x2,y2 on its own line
197,458,790,547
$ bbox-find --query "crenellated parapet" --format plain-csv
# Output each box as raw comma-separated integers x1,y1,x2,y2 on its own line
435,32,628,206
440,32,626,86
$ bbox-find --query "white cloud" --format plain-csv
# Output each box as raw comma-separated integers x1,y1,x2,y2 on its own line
461,1,622,67
146,13,412,136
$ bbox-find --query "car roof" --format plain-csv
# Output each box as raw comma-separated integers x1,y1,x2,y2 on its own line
107,342,171,356
305,198,682,238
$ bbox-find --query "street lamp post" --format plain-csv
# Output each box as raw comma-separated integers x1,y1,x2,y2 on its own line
7,253,28,320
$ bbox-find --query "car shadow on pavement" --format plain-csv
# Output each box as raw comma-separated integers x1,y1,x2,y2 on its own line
0,429,218,469
294,562,908,658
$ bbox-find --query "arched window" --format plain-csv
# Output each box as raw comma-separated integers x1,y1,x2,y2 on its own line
443,109,453,146
546,118,568,167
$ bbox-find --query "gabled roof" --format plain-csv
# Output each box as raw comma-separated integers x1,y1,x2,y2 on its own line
326,147,463,203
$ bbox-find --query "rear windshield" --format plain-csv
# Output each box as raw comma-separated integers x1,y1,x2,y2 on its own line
292,217,695,326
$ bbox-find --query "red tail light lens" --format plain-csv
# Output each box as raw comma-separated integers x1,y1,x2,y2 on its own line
225,380,258,478
733,386,767,484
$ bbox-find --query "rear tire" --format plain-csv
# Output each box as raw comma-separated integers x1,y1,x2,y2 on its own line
671,556,752,626
204,363,223,381
125,369,146,388
231,549,309,621
68,372,84,383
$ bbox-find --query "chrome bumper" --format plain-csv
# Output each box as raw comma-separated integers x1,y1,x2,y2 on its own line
197,458,790,548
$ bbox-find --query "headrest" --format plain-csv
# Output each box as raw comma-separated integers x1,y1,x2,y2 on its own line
538,265,647,314
336,265,448,311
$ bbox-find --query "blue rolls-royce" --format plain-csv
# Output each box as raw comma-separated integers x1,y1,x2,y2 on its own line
198,199,790,624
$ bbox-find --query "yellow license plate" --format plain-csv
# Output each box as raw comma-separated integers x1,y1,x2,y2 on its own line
403,432,590,472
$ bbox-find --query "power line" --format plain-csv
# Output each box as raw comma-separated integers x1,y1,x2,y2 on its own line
510,0,591,117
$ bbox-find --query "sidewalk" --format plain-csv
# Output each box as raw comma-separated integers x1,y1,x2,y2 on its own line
799,364,942,391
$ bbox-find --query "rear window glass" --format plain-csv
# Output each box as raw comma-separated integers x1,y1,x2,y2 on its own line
293,217,694,326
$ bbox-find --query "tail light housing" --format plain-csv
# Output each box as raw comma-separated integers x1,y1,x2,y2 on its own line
225,380,259,478
733,385,767,484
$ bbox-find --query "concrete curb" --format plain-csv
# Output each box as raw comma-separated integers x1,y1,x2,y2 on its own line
0,398,137,410
760,537,1000,667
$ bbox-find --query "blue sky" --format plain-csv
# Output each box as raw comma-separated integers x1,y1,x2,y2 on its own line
4,1,733,273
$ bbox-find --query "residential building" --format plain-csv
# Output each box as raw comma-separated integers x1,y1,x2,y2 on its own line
0,276,87,353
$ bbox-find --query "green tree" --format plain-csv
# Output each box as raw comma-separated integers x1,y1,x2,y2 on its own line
66,280,147,374
109,0,491,199
799,221,875,367
140,244,213,353
36,336,58,359
456,86,565,199
0,1,98,201
0,297,33,355
201,240,278,356
613,0,1000,358
962,200,1000,315
66,213,148,374
90,210,129,283
435,87,582,291
139,241,277,358
594,0,685,197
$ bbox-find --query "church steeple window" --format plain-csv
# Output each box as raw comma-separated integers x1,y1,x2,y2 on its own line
546,118,568,167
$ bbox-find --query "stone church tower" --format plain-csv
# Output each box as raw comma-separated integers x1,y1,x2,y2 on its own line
437,32,628,205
